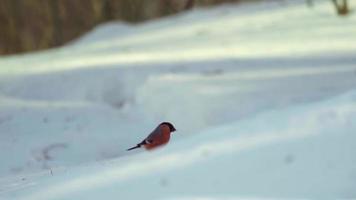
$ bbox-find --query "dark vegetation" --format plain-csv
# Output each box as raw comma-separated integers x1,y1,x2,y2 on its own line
0,0,350,55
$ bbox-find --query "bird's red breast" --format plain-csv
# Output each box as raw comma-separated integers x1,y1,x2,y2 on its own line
144,124,171,150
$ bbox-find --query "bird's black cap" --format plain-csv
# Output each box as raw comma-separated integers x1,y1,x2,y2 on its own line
161,122,176,132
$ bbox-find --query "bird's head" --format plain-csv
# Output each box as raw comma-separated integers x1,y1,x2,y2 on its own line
161,122,176,132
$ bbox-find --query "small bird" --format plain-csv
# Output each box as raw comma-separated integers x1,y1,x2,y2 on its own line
127,122,176,151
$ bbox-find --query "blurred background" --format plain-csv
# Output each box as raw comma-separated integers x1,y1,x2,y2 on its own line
0,0,350,55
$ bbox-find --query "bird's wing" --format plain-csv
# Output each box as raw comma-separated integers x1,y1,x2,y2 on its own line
145,125,162,143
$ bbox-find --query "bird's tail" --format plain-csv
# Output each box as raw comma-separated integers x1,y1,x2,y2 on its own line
127,144,141,151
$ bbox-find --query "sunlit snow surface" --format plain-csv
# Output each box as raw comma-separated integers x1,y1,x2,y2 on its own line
1,0,356,199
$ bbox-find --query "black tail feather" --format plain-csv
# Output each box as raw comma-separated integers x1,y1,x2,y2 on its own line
127,140,147,151
127,144,140,151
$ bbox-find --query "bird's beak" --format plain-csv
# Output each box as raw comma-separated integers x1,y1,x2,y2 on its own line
172,128,176,132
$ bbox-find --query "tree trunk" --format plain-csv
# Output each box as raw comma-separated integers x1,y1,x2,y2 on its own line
184,0,195,10
331,0,350,16
101,0,113,21
49,0,62,46
9,0,22,52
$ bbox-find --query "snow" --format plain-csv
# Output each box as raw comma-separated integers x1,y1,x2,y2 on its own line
1,0,356,199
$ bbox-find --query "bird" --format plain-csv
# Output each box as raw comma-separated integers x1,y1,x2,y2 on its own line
127,122,176,151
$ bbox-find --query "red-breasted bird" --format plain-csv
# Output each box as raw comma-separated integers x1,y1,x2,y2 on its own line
127,122,176,151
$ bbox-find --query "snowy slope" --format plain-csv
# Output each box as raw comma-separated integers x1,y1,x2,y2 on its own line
2,90,356,199
1,0,356,199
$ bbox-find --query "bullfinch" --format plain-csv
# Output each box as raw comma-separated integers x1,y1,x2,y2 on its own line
127,122,176,151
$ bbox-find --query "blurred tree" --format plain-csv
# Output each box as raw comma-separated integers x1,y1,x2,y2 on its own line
118,0,144,22
0,0,22,54
185,0,195,10
306,0,314,7
101,0,114,21
0,0,251,55
49,0,62,46
331,0,350,16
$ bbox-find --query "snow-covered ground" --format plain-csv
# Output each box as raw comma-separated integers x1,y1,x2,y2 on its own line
1,0,356,199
